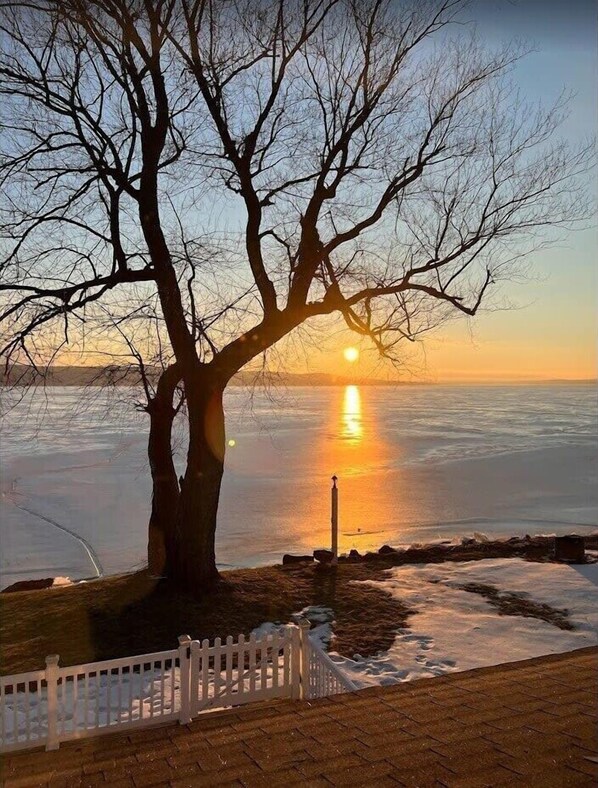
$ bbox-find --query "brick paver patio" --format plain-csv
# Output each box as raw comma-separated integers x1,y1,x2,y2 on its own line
1,647,596,787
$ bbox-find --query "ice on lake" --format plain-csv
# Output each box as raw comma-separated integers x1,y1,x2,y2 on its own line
1,384,596,588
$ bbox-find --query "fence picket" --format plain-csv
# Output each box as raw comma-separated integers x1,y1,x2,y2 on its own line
200,639,209,712
159,660,165,716
12,685,18,746
116,668,122,725
106,669,112,727
215,639,222,701
283,630,290,690
271,631,279,691
237,635,245,702
170,658,176,714
249,633,257,698
128,666,133,723
260,638,268,691
225,636,233,696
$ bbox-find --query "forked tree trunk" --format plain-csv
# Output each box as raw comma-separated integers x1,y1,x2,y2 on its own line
167,375,225,591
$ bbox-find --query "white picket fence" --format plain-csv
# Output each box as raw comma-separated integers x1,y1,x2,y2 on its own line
0,619,355,753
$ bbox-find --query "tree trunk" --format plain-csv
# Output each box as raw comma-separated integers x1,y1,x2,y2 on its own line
147,368,180,576
167,375,225,591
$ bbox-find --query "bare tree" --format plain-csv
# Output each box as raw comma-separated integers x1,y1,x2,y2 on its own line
0,0,591,590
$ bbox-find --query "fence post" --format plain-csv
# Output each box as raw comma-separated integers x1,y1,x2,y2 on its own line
290,625,301,700
45,654,60,751
298,618,311,701
178,635,192,724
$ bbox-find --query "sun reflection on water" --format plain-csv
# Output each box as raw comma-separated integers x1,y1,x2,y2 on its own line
342,385,362,443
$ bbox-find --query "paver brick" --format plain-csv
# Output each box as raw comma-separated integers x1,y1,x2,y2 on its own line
322,758,395,786
239,766,308,787
172,762,261,786
385,748,442,772
443,763,526,787
297,752,364,778
251,748,312,773
131,768,173,787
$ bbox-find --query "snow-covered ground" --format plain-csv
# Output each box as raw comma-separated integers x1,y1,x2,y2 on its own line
326,558,598,688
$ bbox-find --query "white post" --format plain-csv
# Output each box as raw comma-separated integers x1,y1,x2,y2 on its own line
331,475,338,564
290,626,301,700
178,635,192,724
45,654,60,751
298,618,311,701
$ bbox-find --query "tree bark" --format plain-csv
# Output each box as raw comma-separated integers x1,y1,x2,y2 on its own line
147,367,180,576
167,373,225,591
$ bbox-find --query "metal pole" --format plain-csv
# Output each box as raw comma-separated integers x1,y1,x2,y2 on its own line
331,475,338,564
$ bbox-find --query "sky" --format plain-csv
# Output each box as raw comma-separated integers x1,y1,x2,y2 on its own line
12,0,595,383
309,0,597,382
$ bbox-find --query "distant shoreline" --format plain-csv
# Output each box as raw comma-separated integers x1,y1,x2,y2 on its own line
1,365,595,388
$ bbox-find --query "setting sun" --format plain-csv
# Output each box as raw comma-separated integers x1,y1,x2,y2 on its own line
343,347,359,363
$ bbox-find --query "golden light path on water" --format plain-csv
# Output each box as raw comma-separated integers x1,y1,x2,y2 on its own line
283,384,401,555
342,384,362,443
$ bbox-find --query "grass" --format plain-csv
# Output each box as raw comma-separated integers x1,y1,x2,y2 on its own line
0,562,411,676
458,582,574,630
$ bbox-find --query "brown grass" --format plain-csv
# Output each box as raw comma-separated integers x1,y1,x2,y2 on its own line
0,562,411,676
457,582,574,630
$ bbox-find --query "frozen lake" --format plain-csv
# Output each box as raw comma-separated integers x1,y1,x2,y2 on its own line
1,384,596,588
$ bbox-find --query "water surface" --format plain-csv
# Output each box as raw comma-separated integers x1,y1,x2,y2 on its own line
1,384,596,586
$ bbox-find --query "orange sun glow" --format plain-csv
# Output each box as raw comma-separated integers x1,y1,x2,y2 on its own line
343,347,359,363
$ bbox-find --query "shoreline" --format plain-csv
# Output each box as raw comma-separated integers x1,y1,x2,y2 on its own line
3,529,598,594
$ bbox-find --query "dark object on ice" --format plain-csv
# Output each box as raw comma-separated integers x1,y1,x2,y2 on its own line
2,578,54,593
379,544,397,555
554,535,585,563
313,549,334,563
282,554,314,565
349,549,361,559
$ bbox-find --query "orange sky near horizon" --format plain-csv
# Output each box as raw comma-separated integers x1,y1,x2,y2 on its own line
299,296,597,383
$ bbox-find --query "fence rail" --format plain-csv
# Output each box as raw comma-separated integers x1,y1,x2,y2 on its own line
0,620,354,753
307,640,357,699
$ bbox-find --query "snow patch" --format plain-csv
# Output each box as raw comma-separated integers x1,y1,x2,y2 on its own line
296,606,335,650
334,558,598,689
251,605,336,651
